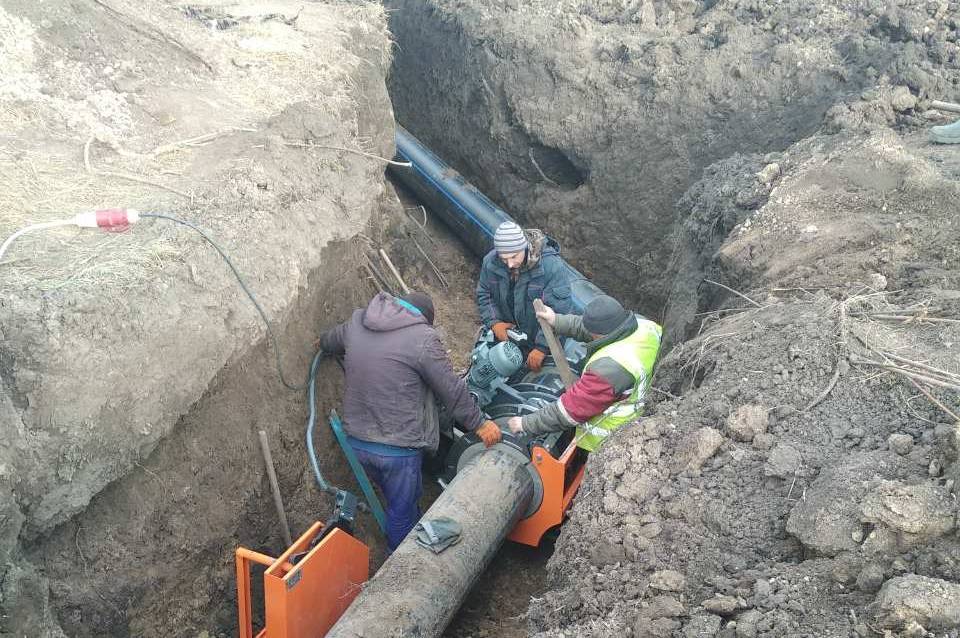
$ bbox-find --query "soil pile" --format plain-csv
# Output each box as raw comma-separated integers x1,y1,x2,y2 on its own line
385,0,960,317
385,4,960,632
0,1,394,635
528,126,960,636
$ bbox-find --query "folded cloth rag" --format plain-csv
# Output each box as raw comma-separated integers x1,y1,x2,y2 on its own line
415,517,462,554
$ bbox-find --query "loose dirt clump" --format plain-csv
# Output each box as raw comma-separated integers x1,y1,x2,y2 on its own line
525,121,960,636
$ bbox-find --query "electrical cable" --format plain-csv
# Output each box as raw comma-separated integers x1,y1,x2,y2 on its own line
146,215,372,513
141,213,307,391
0,220,79,263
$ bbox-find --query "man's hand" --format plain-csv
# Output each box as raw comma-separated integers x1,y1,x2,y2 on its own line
475,420,503,448
534,304,556,327
492,322,514,342
526,348,546,372
507,416,524,435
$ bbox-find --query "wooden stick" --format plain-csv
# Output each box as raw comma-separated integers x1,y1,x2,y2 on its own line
803,364,841,413
363,254,395,295
284,141,412,167
852,359,960,392
533,299,576,389
258,430,293,548
411,236,448,288
805,302,849,412
361,262,384,293
84,136,191,198
379,248,410,294
930,100,960,114
857,341,960,424
152,127,257,156
703,278,763,308
880,351,960,383
869,314,960,324
907,376,960,424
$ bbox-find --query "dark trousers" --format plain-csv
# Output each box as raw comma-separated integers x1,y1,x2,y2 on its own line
352,447,423,551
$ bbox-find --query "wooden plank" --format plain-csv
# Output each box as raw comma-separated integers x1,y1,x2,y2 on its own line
532,299,576,389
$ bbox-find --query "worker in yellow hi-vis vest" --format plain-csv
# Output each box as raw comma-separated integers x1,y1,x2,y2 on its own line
507,295,662,452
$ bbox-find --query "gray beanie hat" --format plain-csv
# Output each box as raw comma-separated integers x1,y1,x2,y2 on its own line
494,221,528,255
583,295,631,335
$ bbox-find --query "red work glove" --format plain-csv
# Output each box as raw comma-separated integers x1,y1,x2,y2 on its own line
526,348,546,372
491,322,514,342
475,420,502,448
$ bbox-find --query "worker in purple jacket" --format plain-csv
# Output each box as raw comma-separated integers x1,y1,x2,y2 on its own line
318,291,502,551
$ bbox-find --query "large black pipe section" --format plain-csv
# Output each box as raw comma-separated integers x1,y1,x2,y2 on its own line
392,126,603,312
326,448,534,638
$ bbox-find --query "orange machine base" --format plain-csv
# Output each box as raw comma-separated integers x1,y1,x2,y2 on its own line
508,440,585,547
236,523,369,638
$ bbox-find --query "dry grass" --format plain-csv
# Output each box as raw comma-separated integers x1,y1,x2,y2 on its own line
0,145,185,292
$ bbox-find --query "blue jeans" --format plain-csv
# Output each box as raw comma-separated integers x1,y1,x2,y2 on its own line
351,447,423,551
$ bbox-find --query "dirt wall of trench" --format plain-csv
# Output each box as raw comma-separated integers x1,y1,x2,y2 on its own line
385,0,960,319
0,1,396,635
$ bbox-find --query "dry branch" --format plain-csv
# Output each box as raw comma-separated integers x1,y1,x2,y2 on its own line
804,301,848,412
284,141,412,167
703,278,763,308
84,137,191,198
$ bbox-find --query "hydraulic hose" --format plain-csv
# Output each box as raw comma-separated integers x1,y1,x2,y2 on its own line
306,349,335,495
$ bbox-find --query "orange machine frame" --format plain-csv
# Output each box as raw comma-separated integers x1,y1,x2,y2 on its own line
235,522,369,638
507,439,585,546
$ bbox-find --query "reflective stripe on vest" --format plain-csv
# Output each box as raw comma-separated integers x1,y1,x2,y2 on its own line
574,317,662,452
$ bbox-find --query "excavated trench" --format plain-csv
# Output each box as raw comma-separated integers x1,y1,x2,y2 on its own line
12,1,960,637
19,182,558,637
14,6,822,636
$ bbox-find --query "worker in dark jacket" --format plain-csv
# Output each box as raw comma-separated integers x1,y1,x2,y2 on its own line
476,221,576,372
319,291,502,550
507,295,662,452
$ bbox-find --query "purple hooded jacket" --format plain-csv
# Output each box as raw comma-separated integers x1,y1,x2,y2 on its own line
319,293,484,452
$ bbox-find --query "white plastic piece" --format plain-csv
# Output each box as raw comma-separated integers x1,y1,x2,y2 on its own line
73,211,98,228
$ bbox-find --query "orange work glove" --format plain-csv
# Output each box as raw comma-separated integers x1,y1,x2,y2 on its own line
475,420,502,448
526,348,546,372
491,322,514,342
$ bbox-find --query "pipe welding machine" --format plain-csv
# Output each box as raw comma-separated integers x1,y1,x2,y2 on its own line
436,325,589,547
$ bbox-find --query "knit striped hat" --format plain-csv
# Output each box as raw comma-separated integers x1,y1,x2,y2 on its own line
494,221,528,255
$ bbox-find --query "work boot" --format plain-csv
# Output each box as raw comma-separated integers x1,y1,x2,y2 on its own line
930,118,960,144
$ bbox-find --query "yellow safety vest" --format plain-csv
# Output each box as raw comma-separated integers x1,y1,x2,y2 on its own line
575,317,662,452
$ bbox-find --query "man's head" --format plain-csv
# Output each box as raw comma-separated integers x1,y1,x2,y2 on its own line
494,221,528,270
399,291,435,325
583,295,630,338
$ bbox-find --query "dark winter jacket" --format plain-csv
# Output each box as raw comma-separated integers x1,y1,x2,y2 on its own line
476,229,576,353
319,293,484,452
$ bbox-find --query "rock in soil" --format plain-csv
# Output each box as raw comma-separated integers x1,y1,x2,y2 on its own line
859,481,956,541
725,404,769,442
876,575,960,630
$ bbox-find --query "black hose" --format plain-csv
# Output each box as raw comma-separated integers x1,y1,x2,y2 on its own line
143,214,368,515
141,213,307,391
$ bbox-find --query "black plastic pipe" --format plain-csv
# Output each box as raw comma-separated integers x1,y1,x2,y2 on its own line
325,448,533,638
391,126,604,312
